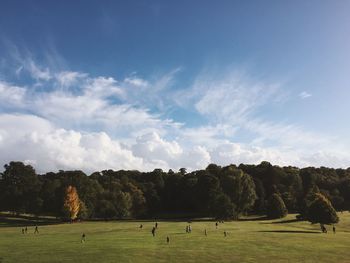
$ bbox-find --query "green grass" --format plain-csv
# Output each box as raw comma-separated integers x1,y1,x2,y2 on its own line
1,213,350,263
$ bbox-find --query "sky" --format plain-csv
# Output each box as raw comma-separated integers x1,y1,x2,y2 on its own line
0,0,350,173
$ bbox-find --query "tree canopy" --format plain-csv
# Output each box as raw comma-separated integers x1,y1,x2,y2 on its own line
307,193,339,225
0,161,346,221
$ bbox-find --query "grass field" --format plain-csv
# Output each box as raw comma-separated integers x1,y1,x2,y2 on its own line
1,213,350,263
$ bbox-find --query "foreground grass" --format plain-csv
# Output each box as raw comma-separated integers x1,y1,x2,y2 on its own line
0,213,350,263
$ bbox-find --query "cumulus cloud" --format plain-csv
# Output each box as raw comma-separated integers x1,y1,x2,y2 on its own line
131,132,212,171
0,114,210,173
0,114,146,173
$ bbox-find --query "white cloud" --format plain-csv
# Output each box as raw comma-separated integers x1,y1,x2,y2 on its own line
0,56,349,172
0,81,26,108
85,76,124,99
175,70,280,122
0,114,146,173
0,114,210,173
55,71,87,87
124,77,148,87
299,91,312,99
27,59,52,81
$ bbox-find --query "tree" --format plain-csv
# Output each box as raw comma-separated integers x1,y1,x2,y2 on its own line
114,192,132,218
95,199,117,218
210,193,237,220
0,162,42,214
253,178,266,213
267,193,288,219
196,173,221,213
63,186,81,220
125,183,147,217
298,185,320,219
179,168,187,176
77,200,89,220
221,167,257,216
307,193,339,225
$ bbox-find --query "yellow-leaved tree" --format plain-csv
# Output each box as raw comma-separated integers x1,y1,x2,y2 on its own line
63,185,80,220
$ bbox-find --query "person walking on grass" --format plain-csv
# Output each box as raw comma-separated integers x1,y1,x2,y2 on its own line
22,228,24,234
81,233,86,243
34,225,39,234
215,222,218,229
224,231,227,237
204,229,207,236
166,236,170,244
151,226,156,237
333,225,336,234
155,222,158,229
25,226,28,234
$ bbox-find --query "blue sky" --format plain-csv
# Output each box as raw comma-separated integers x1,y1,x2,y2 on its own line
0,1,350,173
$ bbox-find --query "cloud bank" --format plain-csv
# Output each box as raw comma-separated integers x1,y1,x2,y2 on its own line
0,52,349,173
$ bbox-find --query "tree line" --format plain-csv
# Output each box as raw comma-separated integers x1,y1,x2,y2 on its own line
0,161,343,224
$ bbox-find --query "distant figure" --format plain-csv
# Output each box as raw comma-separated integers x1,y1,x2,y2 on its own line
186,226,189,233
139,224,143,229
81,233,86,243
34,226,39,234
204,229,207,236
333,225,336,234
166,236,170,244
155,222,158,229
215,222,218,229
224,231,227,237
320,224,327,233
188,225,192,233
151,227,156,237
25,226,28,234
22,228,25,234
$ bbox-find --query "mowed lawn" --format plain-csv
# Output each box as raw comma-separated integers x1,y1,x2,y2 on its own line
1,213,350,263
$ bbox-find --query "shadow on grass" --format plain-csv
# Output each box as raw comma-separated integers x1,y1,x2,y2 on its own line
0,217,61,228
238,216,269,221
260,218,303,225
258,230,320,234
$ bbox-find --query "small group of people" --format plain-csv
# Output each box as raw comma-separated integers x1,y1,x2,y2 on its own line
21,226,28,234
185,225,192,233
21,226,39,234
320,224,336,234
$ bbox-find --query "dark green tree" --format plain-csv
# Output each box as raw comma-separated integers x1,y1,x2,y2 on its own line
267,193,288,219
0,162,42,214
210,193,237,220
221,167,256,216
307,193,339,225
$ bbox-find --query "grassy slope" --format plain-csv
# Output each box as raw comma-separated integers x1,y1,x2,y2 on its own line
0,213,350,263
